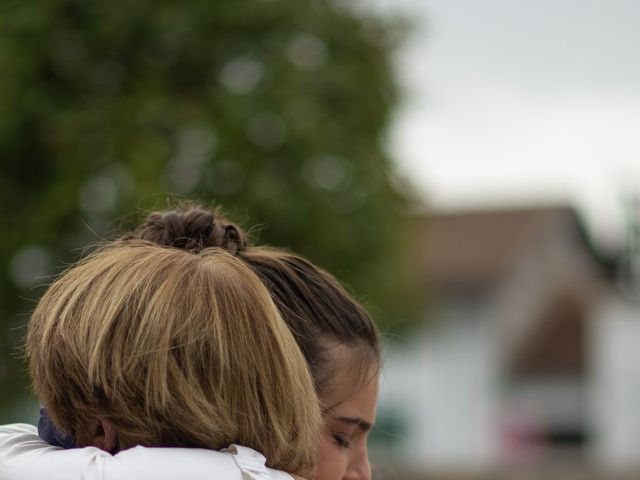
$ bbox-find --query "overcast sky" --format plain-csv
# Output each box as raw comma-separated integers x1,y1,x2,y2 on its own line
364,0,640,250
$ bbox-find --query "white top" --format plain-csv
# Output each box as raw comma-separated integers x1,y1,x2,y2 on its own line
0,424,293,480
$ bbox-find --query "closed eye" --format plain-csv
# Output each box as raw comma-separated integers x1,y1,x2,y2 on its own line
332,433,352,449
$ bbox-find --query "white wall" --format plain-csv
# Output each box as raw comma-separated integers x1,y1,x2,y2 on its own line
378,318,500,471
590,297,640,470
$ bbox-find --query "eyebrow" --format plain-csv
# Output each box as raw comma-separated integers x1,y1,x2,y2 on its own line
334,416,373,432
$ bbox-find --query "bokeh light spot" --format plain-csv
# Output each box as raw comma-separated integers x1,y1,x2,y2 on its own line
9,246,52,289
286,34,328,71
246,113,289,151
219,55,264,94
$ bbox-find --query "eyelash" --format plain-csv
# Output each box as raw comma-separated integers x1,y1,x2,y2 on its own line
333,434,351,449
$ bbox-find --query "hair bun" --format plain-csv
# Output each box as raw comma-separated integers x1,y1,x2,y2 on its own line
128,207,247,255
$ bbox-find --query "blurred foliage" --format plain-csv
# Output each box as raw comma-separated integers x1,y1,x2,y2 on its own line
0,0,422,420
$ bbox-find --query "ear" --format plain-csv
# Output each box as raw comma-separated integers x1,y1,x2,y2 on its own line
90,419,118,453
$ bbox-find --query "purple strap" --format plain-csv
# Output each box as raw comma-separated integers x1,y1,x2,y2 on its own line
37,406,76,449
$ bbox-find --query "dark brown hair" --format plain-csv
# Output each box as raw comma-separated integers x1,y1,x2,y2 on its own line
124,204,381,396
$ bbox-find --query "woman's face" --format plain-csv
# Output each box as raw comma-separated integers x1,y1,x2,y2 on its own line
314,349,379,480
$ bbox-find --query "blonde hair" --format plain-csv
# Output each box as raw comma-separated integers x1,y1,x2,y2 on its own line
27,242,320,474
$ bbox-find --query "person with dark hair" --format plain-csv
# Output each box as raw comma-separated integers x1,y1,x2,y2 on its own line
1,204,382,480
128,205,382,480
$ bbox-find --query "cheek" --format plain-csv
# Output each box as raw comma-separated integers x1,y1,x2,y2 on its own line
314,432,347,480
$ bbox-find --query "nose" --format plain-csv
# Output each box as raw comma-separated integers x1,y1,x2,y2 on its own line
344,447,371,480
345,461,370,480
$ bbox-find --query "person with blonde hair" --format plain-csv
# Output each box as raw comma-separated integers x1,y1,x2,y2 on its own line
1,204,382,480
1,240,319,479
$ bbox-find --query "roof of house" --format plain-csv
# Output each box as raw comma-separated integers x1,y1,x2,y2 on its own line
420,206,585,291
420,205,607,376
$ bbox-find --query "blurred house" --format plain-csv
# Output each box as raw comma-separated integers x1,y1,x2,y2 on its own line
376,205,640,476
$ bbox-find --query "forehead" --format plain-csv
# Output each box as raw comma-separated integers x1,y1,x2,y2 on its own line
321,370,379,426
320,344,379,419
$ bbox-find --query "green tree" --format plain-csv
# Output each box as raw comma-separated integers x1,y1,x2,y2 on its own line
0,0,420,421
